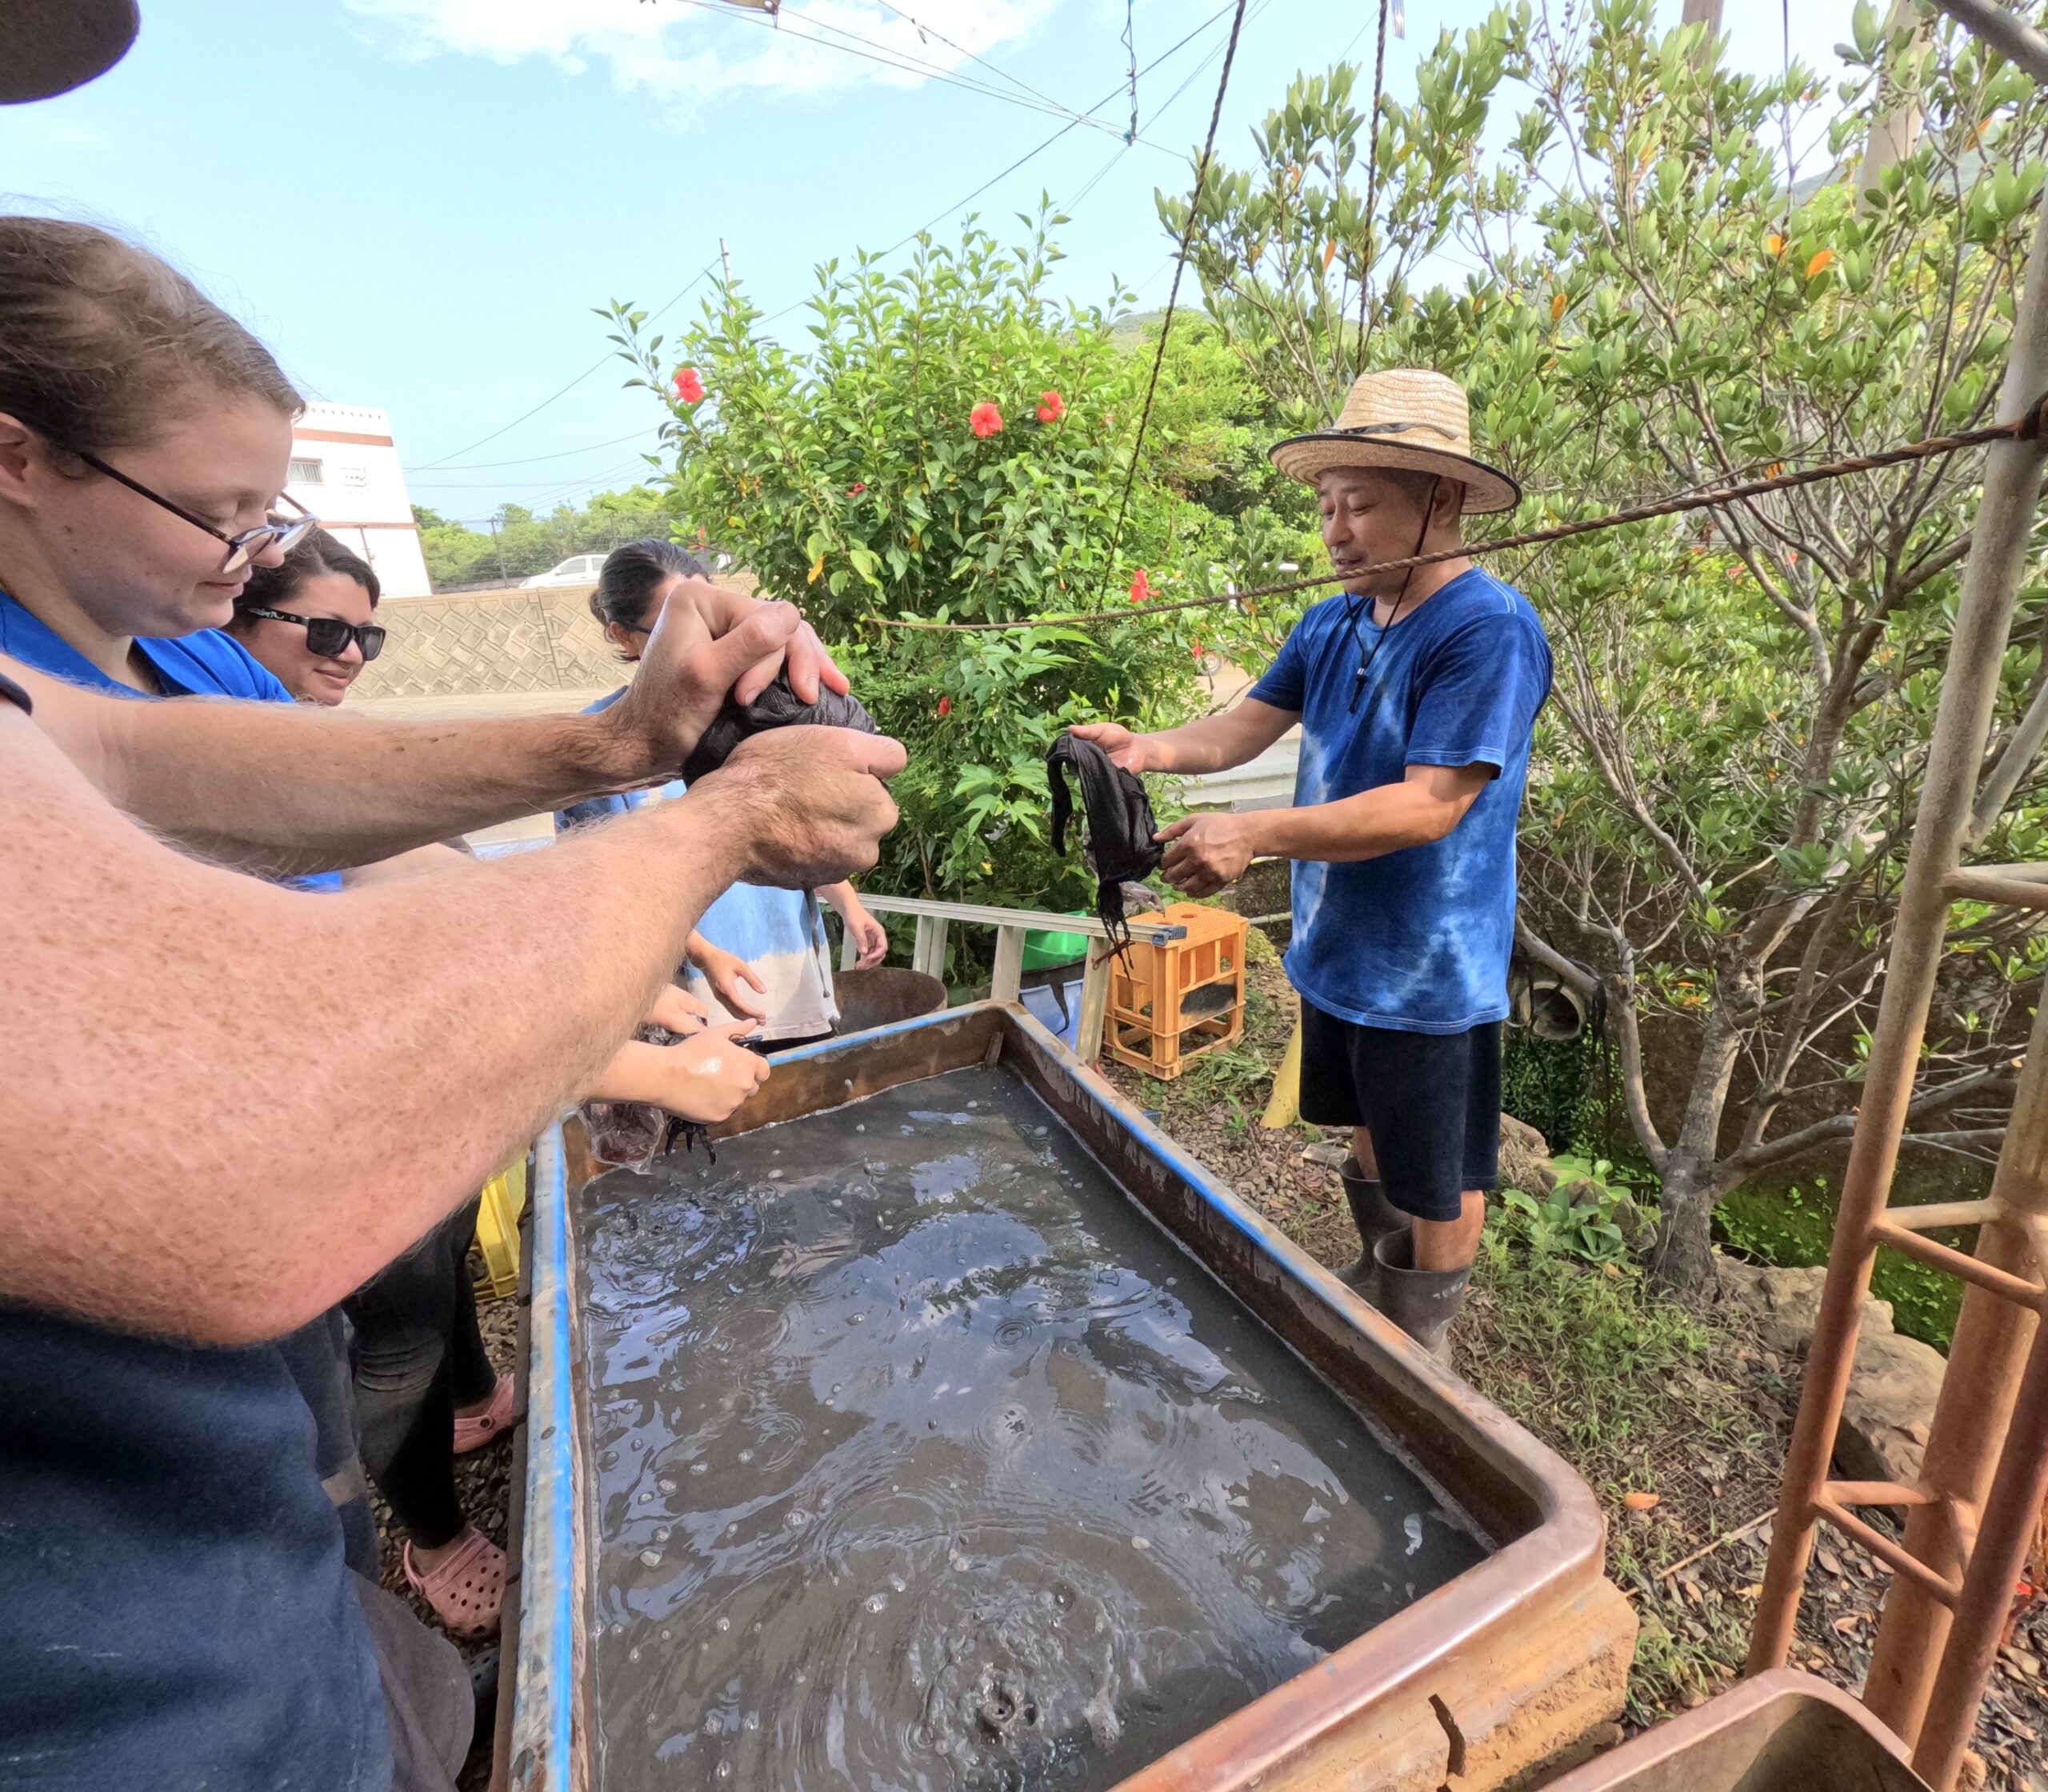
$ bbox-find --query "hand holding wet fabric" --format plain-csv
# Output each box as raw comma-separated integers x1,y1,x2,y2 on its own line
580,1020,769,1170
677,668,878,783
1158,812,1258,899
706,726,905,891
598,582,846,786
1046,730,1164,946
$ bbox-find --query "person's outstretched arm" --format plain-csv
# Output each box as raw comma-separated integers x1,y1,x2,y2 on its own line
6,578,844,878
0,706,901,1348
1069,695,1296,778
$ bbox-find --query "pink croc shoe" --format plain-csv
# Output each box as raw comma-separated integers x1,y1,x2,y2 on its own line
454,1374,515,1455
404,1526,506,1638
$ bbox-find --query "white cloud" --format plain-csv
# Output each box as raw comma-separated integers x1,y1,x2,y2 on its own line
0,113,115,154
346,0,1066,110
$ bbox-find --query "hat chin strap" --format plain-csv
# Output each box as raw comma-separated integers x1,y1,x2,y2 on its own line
1345,476,1442,713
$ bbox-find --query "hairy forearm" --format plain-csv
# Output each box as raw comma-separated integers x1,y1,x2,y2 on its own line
1250,782,1467,862
2,740,749,1344
95,696,641,874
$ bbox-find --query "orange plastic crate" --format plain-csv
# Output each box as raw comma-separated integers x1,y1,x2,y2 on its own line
1104,902,1248,1080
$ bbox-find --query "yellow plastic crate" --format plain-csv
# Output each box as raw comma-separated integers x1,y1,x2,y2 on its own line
474,1154,529,1300
1104,902,1248,1080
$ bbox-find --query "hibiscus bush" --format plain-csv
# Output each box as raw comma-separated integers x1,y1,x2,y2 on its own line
602,206,1259,903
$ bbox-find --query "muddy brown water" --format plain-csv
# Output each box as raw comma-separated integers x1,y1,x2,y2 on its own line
576,1065,1485,1791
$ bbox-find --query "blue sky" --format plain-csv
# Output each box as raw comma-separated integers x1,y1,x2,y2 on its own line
2,0,1856,523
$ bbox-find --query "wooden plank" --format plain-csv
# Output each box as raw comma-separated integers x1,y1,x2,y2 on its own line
991,926,1026,1005
912,915,950,982
858,891,1186,944
1077,945,1111,1064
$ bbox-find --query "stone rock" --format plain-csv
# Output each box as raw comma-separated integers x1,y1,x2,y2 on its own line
1714,1253,1941,1482
1838,1326,1950,1485
1498,1113,1557,1195
1713,1255,1895,1355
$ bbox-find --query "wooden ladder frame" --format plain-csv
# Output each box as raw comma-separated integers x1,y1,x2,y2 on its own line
1747,206,2048,1790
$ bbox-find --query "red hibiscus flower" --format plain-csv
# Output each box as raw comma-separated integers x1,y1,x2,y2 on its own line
847,482,866,494
970,401,1003,438
673,367,706,405
937,695,952,718
1036,390,1066,422
1192,639,1204,663
1130,568,1154,605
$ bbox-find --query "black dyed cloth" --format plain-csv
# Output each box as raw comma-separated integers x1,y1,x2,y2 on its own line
678,672,877,783
1046,730,1163,946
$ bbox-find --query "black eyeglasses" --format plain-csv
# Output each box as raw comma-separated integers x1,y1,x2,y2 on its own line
239,604,386,662
70,449,319,574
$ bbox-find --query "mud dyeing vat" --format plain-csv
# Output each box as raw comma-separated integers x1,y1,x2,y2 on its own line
506,1002,1634,1792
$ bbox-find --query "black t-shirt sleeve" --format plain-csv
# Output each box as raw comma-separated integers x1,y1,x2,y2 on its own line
0,670,30,715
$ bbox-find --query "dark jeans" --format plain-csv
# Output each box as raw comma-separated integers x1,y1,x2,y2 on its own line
344,1198,495,1551
276,1307,380,1578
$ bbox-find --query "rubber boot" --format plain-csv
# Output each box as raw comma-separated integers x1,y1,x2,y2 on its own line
1338,1162,1410,1294
1370,1230,1473,1363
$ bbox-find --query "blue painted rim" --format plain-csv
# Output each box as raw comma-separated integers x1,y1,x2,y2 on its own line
510,1125,577,1792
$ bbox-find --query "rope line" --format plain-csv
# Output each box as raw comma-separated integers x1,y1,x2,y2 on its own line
1102,0,1251,571
864,394,2048,633
1353,0,1393,370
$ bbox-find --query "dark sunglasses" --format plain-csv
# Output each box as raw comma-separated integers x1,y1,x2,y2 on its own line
240,604,386,662
70,449,319,575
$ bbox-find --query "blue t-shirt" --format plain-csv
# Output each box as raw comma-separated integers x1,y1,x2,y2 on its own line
1249,567,1552,1034
557,691,839,1040
0,589,387,1786
0,589,293,703
0,590,344,893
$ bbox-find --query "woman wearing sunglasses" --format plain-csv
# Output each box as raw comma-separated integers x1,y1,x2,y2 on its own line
226,528,386,705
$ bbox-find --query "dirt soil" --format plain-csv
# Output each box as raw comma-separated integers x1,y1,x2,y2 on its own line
1097,959,2048,1790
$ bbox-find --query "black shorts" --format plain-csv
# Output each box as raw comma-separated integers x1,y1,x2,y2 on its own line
1298,1002,1501,1223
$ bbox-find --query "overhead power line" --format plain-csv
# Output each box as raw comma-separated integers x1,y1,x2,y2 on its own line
409,262,718,472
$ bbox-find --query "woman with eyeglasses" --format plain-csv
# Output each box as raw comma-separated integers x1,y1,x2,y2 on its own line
225,528,386,705
0,213,489,1791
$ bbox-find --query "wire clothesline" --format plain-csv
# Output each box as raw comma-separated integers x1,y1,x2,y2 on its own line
862,394,2048,633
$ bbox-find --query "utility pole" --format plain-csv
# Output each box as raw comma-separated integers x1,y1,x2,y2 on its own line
1858,0,1931,197
1681,0,1722,60
719,237,734,293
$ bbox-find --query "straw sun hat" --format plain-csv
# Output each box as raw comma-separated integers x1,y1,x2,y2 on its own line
1269,369,1521,514
0,0,139,103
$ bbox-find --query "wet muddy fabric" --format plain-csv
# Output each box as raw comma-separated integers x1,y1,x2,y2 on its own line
678,672,877,784
575,1064,1482,1792
1046,731,1162,946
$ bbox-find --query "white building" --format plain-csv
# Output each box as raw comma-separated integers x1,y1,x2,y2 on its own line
281,402,432,598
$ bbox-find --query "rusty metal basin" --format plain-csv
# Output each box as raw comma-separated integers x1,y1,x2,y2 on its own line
504,1002,1635,1792
1539,1670,1928,1790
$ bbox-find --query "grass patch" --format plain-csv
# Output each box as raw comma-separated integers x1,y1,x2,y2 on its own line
1713,1178,1963,1349
1459,1201,1778,1721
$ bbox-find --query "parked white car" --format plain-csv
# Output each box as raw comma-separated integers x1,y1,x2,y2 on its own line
520,554,606,588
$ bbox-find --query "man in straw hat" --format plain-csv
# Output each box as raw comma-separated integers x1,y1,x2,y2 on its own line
1074,370,1550,1359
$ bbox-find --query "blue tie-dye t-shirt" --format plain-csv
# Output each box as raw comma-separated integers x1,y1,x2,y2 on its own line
1248,566,1551,1034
